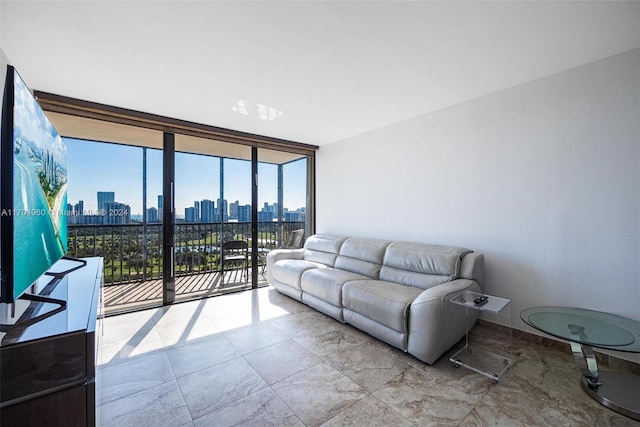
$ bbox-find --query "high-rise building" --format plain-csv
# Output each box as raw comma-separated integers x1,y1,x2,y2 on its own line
193,201,201,222
217,198,228,222
42,149,61,189
103,202,130,224
285,211,305,222
201,199,215,222
74,200,84,216
258,210,274,222
185,207,196,223
97,191,115,211
259,202,282,220
66,203,75,224
237,205,251,222
147,207,158,223
157,195,163,222
229,200,239,220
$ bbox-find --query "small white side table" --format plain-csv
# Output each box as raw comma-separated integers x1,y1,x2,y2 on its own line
449,290,512,383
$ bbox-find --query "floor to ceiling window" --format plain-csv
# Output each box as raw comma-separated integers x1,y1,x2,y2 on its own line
258,148,310,247
65,139,164,313
282,156,309,233
36,94,317,315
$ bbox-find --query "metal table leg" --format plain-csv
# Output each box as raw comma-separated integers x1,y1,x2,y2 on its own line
569,325,640,421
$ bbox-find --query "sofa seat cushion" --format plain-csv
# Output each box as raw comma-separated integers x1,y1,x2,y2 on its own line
272,259,328,290
301,268,370,307
342,280,423,333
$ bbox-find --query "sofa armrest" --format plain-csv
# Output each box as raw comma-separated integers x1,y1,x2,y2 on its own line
408,279,481,364
266,248,304,285
415,278,480,302
459,253,484,289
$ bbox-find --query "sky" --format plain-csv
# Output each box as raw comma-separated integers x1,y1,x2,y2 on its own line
65,138,307,218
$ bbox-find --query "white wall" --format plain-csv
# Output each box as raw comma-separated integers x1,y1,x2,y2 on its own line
0,53,6,112
0,47,8,305
1,0,8,114
1,46,8,161
317,49,639,339
1,48,8,102
0,1,3,49
0,0,7,107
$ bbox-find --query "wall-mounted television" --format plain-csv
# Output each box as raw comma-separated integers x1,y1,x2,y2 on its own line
0,65,69,304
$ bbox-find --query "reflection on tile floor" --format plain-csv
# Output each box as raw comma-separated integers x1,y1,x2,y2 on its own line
96,287,640,426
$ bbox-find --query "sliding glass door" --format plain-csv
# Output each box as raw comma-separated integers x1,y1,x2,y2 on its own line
172,136,256,301
65,139,164,313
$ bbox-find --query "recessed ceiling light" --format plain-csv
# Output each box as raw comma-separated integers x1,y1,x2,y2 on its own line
232,100,283,121
257,104,283,121
231,99,250,116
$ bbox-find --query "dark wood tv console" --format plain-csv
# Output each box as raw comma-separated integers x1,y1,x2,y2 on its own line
0,257,103,427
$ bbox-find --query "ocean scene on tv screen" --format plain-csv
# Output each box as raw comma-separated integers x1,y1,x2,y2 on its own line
12,69,67,299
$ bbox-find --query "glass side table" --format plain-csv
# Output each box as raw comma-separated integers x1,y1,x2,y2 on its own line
521,306,640,421
449,291,512,383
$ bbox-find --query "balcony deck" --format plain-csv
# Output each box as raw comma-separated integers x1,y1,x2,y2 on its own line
68,221,304,314
103,268,268,314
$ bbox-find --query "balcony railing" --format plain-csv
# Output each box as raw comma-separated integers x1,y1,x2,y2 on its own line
67,221,305,287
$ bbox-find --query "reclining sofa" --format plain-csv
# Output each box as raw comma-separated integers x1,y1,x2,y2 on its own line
267,234,484,364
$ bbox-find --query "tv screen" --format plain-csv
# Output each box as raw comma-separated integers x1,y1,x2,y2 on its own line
1,65,68,304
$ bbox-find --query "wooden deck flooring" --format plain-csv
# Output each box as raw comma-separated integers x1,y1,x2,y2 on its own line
103,268,268,314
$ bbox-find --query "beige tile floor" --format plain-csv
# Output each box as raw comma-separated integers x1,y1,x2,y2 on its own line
96,287,640,426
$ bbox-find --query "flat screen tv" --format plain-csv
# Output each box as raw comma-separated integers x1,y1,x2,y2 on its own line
0,65,69,305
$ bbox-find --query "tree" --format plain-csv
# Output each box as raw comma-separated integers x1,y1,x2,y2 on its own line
128,258,144,275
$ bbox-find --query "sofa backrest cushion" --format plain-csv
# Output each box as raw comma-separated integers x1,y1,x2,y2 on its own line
334,237,392,279
303,234,348,267
380,242,472,290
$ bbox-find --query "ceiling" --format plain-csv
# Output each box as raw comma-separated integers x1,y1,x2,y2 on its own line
1,1,639,147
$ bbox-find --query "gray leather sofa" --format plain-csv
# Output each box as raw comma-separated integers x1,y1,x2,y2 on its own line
266,234,484,364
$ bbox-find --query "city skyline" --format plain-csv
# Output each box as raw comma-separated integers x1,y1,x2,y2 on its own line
67,190,305,224
65,138,307,218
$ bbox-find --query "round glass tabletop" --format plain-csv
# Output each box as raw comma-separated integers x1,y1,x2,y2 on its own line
521,306,640,353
